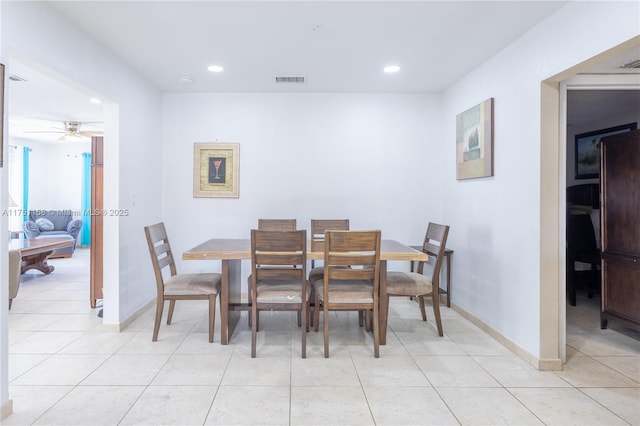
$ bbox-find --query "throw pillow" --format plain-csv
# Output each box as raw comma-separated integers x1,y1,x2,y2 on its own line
36,218,55,232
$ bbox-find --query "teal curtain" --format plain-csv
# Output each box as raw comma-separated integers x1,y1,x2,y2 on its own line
22,147,30,223
80,152,92,246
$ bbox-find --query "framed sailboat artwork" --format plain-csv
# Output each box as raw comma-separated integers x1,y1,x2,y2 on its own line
456,98,494,180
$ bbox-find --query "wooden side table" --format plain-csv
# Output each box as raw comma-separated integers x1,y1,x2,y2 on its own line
410,246,453,307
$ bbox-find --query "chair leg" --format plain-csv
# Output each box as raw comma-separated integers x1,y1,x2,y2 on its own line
167,299,176,325
301,304,307,358
418,296,427,321
152,297,164,341
364,310,372,332
432,292,443,337
209,295,216,343
251,301,258,358
308,285,315,328
323,305,330,358
373,303,380,358
314,295,321,332
297,311,302,327
247,287,260,330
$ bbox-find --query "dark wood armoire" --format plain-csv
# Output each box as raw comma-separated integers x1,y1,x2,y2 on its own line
600,129,640,331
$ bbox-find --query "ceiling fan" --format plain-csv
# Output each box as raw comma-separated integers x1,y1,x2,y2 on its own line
25,120,103,141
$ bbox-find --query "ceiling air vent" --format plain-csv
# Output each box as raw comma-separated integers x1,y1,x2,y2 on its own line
620,59,640,69
8,74,27,82
275,76,305,83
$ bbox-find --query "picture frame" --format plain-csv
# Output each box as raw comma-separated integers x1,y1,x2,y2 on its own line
575,122,637,179
456,97,494,180
193,142,239,198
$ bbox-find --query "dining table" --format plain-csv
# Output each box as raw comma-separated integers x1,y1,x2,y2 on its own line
182,238,428,345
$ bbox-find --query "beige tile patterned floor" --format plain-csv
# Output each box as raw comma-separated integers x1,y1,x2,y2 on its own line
4,248,639,425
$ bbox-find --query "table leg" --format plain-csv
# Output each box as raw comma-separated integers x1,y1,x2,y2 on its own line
21,250,56,274
379,260,389,345
446,251,452,308
221,259,242,345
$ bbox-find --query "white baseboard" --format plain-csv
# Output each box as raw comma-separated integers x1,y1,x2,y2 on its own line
451,303,563,371
101,298,156,332
1,399,13,420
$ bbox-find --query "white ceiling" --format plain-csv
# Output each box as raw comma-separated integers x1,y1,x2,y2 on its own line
46,1,569,93
6,1,640,142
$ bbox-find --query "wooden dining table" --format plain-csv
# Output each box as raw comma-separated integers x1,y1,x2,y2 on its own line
183,238,427,345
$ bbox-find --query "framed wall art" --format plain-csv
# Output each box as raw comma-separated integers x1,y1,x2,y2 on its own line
574,122,636,179
456,97,494,180
193,142,239,198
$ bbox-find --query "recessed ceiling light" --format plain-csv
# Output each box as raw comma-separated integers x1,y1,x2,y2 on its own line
179,77,194,83
384,65,400,73
207,65,224,73
90,98,101,104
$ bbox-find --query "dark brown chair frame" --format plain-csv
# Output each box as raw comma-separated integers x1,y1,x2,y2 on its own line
385,223,449,336
144,222,221,342
314,230,381,358
250,229,308,358
249,219,298,328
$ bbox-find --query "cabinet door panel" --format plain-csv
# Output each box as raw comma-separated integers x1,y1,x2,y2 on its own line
602,257,640,324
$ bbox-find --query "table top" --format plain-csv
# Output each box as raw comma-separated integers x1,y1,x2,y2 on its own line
182,238,428,262
9,237,74,256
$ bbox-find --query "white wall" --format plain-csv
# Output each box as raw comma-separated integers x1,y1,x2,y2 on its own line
441,1,639,357
2,2,163,325
12,138,90,212
163,93,443,283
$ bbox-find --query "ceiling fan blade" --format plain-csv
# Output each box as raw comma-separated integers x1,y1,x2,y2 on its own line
24,130,66,134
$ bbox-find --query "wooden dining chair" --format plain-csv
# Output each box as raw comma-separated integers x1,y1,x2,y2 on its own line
144,222,221,342
385,222,449,336
313,230,381,358
309,219,350,278
250,229,309,358
308,219,350,327
249,219,297,328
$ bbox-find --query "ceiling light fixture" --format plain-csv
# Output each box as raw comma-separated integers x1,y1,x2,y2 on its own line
384,65,400,73
207,65,224,73
179,77,194,83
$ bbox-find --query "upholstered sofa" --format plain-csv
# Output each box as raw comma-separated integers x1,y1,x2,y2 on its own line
22,210,83,257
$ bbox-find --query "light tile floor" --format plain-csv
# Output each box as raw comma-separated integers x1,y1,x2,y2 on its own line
5,248,639,425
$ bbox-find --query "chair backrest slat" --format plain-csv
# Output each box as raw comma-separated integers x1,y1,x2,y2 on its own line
144,222,178,293
329,268,375,281
258,219,297,231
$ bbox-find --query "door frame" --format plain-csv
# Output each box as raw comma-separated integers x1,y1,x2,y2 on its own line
539,36,640,369
559,74,640,362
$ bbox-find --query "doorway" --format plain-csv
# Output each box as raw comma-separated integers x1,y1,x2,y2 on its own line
6,59,104,313
564,84,640,362
539,42,640,366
